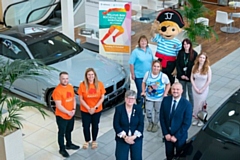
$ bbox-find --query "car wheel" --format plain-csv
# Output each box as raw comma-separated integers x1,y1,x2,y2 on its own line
47,89,56,113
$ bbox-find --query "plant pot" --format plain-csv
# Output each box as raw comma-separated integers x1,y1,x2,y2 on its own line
0,129,24,160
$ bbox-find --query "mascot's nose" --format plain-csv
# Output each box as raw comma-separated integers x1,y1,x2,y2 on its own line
161,26,167,32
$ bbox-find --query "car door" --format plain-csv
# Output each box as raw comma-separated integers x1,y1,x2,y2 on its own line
0,37,40,101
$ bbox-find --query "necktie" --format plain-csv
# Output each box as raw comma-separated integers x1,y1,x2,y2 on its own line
170,100,177,124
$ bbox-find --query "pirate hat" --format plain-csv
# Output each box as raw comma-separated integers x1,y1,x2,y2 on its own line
156,9,185,28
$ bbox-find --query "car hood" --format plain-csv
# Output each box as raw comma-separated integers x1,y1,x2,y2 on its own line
186,130,240,160
49,49,125,86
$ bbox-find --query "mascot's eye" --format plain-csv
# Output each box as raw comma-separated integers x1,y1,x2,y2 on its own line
161,26,167,32
172,28,175,32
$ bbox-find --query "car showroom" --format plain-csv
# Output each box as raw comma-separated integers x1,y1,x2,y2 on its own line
1,0,240,160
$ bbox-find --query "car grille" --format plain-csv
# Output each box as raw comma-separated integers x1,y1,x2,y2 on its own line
108,88,125,101
105,85,114,95
117,78,125,89
103,88,126,109
105,78,125,95
103,78,128,110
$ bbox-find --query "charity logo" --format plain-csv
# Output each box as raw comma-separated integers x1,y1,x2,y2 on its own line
89,88,97,94
66,92,72,98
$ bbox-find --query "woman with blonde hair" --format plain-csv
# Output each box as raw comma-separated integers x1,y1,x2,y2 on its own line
191,52,212,127
78,68,106,149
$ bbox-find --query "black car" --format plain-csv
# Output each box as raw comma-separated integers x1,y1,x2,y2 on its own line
181,89,240,160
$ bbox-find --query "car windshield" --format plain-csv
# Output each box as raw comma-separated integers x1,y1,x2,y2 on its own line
207,99,240,144
28,33,83,65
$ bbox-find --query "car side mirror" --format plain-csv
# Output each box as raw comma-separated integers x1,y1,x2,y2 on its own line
197,110,208,123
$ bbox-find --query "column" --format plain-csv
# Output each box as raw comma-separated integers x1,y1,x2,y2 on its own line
61,0,74,40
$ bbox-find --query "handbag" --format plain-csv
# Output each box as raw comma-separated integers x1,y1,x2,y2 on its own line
197,101,208,122
202,101,207,111
197,110,208,122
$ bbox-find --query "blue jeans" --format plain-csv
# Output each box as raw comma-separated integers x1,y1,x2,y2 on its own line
134,78,143,101
81,111,101,142
145,100,162,124
179,80,193,107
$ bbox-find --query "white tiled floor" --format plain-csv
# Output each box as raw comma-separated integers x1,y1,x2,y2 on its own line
19,107,116,160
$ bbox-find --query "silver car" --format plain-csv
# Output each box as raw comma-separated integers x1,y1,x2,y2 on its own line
0,24,129,117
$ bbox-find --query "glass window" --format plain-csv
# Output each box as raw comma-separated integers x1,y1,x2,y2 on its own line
208,100,240,143
0,38,29,60
28,33,83,65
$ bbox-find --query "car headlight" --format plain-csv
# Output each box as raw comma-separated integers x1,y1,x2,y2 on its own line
73,86,79,95
118,65,127,74
118,65,123,72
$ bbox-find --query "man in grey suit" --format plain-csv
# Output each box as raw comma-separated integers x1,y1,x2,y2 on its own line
160,82,192,160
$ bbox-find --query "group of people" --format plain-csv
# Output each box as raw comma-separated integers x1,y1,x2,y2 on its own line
176,39,212,127
52,68,105,158
113,82,192,160
51,34,211,159
127,35,212,159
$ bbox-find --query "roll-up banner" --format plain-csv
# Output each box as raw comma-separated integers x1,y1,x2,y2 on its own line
99,1,131,67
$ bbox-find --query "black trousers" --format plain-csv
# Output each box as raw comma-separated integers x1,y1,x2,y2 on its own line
165,139,186,160
81,111,101,142
158,58,176,85
56,116,74,151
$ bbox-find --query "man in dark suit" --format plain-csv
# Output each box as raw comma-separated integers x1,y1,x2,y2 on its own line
160,82,192,160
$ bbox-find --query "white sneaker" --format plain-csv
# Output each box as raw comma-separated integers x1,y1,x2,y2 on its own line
198,121,204,127
192,120,198,126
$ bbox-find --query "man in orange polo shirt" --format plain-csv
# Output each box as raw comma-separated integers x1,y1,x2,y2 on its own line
52,71,80,158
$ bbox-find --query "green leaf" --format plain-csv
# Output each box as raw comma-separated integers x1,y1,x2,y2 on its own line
0,58,53,135
178,0,218,44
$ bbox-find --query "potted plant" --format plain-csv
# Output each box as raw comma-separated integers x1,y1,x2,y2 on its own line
0,59,51,160
178,0,218,47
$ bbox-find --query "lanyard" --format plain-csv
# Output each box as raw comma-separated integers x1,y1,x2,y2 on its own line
184,53,189,66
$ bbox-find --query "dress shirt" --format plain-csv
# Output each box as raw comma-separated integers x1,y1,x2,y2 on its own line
170,96,181,112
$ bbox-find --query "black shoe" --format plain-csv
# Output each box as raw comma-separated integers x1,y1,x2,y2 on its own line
59,150,69,158
66,143,80,150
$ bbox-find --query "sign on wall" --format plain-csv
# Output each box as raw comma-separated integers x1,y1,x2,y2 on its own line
99,1,131,67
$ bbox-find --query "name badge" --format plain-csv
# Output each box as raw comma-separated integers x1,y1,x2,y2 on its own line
183,67,187,71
